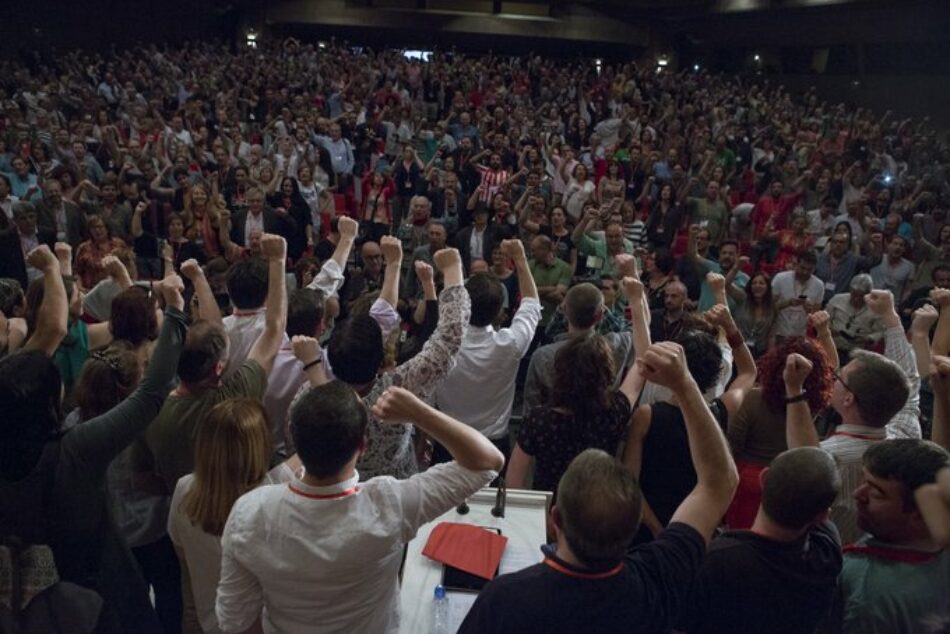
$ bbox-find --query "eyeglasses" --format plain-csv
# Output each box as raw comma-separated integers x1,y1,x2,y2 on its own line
833,368,859,405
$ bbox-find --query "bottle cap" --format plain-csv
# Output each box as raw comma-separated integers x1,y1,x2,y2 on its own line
434,584,446,599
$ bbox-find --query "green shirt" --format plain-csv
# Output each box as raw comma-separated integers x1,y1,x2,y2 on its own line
576,234,635,278
132,360,267,492
530,258,573,325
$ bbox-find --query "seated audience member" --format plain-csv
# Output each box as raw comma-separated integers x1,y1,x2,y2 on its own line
815,229,881,304
459,341,738,633
0,269,186,634
826,274,886,363
786,290,923,543
310,247,470,480
74,215,129,291
825,440,949,633
132,234,288,494
216,384,504,633
676,446,843,634
344,240,385,309
523,282,633,412
771,250,824,340
434,239,541,460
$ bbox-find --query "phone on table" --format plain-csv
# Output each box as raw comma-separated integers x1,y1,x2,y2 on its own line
440,527,502,593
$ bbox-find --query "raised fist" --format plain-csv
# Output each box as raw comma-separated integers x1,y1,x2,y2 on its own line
337,216,359,240
433,248,461,271
783,352,814,392
259,233,287,262
380,235,403,264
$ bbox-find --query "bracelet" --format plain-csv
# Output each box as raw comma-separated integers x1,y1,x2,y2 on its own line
785,392,808,404
726,330,744,349
302,358,323,371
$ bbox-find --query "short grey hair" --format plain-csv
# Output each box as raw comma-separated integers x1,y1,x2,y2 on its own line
850,273,873,293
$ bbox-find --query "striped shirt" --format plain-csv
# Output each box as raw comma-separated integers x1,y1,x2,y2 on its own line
476,166,510,204
820,325,921,544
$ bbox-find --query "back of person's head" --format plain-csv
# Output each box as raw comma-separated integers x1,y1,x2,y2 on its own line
287,288,326,338
761,448,840,530
674,329,723,393
327,315,383,386
798,249,818,267
74,343,141,421
0,351,63,479
178,320,229,385
556,449,642,567
110,287,158,346
290,381,368,479
466,272,504,327
226,257,269,310
653,248,675,275
863,440,949,510
847,350,911,428
183,398,272,536
551,334,614,416
0,278,24,317
563,283,603,330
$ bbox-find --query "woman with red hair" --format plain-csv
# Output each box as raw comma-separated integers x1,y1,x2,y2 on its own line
725,334,835,528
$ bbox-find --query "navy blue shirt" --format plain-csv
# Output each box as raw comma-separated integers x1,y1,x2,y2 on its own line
458,522,705,634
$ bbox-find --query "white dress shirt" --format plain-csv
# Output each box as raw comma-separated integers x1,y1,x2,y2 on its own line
216,462,496,634
469,228,485,261
244,210,265,246
434,297,542,439
168,465,295,634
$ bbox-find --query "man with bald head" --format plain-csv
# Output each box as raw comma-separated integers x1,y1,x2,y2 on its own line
344,240,385,308
523,281,633,411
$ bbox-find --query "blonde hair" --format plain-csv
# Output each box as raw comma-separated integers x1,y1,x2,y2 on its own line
182,182,222,229
181,399,272,536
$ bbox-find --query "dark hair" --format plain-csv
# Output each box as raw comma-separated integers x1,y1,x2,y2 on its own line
762,448,840,530
551,334,614,417
931,264,950,281
291,381,368,478
110,287,158,346
864,440,950,511
0,351,64,480
652,248,675,275
719,239,740,253
556,449,642,567
0,278,25,316
293,257,319,289
797,250,818,266
327,315,383,386
287,289,326,338
848,350,912,428
466,273,504,327
674,329,723,393
178,320,229,384
74,343,141,421
226,258,269,310
745,271,774,308
563,283,603,329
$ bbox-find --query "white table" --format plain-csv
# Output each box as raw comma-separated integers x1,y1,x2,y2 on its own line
398,487,551,633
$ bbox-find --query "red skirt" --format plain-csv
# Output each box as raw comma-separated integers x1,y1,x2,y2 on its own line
726,459,767,529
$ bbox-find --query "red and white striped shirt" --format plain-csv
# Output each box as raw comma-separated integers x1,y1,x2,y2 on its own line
477,165,510,204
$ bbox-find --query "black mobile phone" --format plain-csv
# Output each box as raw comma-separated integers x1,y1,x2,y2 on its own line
440,527,502,593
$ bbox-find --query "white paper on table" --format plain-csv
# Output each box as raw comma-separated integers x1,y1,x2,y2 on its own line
445,590,478,632
498,544,541,576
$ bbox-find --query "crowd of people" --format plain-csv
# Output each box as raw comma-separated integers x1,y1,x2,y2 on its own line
1,36,949,633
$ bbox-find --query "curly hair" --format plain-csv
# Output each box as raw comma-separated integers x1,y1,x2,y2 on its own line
551,334,615,418
757,337,833,414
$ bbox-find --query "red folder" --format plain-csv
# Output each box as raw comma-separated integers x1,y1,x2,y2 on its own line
422,522,509,580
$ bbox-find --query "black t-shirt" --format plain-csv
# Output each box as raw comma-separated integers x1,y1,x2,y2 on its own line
677,521,843,634
458,523,705,634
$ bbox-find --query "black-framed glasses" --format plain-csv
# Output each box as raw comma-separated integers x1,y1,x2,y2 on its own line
833,368,858,403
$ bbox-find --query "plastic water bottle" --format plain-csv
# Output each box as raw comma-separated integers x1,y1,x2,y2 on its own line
432,584,450,634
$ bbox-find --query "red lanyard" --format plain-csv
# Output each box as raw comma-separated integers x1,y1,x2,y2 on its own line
543,558,623,580
288,484,359,500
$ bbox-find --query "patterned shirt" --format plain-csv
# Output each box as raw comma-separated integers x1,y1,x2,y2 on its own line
293,285,470,480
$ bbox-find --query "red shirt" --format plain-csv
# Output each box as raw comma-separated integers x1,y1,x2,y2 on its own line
751,192,802,239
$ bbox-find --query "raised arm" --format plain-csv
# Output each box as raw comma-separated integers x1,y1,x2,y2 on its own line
393,248,471,400
931,289,950,357
291,335,329,388
809,310,840,371
181,258,222,324
866,289,921,439
783,353,821,448
247,234,288,375
66,276,187,468
307,216,357,297
131,201,147,239
373,387,504,472
641,342,739,543
706,303,756,417
379,235,403,309
22,246,68,356
910,304,939,379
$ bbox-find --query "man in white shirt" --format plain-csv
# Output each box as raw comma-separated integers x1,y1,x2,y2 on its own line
435,239,541,458
216,382,505,634
826,274,886,361
772,250,824,339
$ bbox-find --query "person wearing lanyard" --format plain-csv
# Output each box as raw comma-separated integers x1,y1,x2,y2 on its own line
459,342,738,634
826,274,886,364
784,289,922,543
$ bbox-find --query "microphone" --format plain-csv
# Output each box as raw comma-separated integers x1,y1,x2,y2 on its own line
491,476,506,518
456,500,470,515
